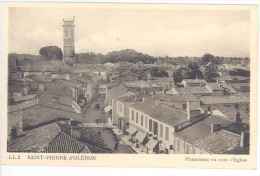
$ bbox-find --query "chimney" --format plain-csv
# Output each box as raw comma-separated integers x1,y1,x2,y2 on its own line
210,123,214,134
17,110,24,136
134,95,137,102
240,131,245,148
210,123,221,134
186,101,191,120
236,111,242,124
207,106,212,115
68,118,73,135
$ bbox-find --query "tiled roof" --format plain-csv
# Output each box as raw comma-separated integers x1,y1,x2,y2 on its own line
212,104,249,124
151,94,198,102
206,82,236,93
176,86,211,95
80,127,117,151
13,94,37,103
110,84,128,100
45,132,90,153
194,130,240,154
44,80,73,97
8,123,61,152
117,92,137,103
230,83,250,92
175,115,232,144
130,100,188,127
38,93,76,114
182,79,207,84
200,95,249,105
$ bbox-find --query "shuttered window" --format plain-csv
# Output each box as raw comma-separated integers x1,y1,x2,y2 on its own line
141,115,144,126
159,124,163,138
131,110,134,121
165,127,169,141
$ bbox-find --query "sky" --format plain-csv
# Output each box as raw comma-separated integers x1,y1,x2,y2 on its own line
8,5,250,57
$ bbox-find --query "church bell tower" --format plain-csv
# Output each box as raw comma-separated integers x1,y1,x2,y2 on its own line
63,17,75,65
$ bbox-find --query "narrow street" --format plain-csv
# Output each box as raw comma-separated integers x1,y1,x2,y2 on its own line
81,94,108,123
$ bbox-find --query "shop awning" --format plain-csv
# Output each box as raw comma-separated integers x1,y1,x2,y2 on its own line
158,142,166,151
135,131,147,143
104,105,112,113
112,128,123,136
126,126,137,136
146,139,159,149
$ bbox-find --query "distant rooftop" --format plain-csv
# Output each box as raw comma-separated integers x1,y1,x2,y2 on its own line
200,95,249,105
194,130,241,154
152,94,198,102
8,123,61,152
175,86,212,95
175,115,232,144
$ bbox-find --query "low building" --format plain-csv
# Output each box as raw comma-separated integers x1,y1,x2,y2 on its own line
8,122,91,153
8,94,39,112
181,79,207,87
200,95,249,124
206,81,236,95
127,94,203,153
111,92,137,130
114,93,248,154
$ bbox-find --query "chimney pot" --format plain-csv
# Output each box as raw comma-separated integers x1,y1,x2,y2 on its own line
210,123,214,134
17,110,24,136
240,131,245,148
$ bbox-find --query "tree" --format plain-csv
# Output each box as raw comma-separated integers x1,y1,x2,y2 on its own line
150,67,169,77
201,53,215,65
187,62,203,79
174,67,190,83
39,46,63,60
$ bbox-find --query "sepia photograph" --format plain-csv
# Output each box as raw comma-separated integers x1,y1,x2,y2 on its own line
6,5,253,155
0,3,258,170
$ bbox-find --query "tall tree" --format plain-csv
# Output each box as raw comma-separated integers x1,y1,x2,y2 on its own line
201,53,215,65
39,46,63,60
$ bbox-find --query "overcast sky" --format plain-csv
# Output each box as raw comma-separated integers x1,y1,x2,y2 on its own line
9,6,250,57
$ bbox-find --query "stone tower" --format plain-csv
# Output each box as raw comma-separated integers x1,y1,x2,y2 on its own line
63,17,75,65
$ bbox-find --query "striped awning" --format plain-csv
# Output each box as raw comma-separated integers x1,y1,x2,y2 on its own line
146,139,159,149
112,128,123,136
135,131,147,143
126,126,137,136
104,105,112,112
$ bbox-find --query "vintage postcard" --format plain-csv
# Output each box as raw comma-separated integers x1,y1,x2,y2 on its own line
0,3,258,169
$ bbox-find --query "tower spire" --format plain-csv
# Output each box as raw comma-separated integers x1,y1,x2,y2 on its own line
63,17,75,65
